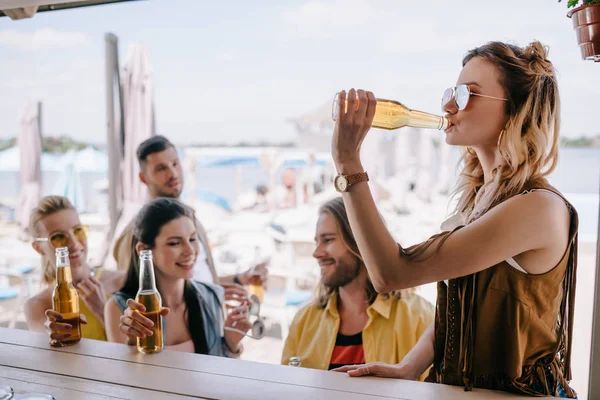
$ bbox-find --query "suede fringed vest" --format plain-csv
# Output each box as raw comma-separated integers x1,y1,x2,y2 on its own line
424,181,578,398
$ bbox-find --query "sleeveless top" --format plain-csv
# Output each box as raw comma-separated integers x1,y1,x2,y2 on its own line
112,280,238,358
423,180,578,398
80,267,109,341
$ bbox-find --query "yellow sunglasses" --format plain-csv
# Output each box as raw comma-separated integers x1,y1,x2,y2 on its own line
35,225,89,249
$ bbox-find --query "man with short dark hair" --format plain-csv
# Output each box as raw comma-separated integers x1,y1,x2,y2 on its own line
134,135,184,199
113,135,267,289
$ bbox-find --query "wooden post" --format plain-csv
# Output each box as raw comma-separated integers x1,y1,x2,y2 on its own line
588,176,600,399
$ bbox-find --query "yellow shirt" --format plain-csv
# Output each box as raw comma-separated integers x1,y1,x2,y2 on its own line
79,267,108,341
281,292,434,378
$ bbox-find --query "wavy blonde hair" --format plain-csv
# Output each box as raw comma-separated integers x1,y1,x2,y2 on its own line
29,195,75,284
315,197,413,308
452,41,560,222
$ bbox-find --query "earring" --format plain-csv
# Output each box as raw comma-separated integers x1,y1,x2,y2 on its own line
497,129,506,148
45,259,53,284
497,129,507,160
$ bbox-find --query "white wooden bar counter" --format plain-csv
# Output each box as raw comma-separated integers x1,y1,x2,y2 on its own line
0,328,550,399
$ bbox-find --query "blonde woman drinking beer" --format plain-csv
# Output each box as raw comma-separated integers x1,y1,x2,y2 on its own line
330,41,578,397
25,196,125,344
105,198,251,356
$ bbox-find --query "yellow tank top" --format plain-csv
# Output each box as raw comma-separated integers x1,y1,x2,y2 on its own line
79,267,108,341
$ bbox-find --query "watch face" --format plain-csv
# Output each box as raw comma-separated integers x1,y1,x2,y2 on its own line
334,175,348,192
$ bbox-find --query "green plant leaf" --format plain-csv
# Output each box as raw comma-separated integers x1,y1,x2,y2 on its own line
565,0,600,7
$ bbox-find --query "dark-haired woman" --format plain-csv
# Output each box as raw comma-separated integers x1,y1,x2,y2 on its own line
104,198,250,356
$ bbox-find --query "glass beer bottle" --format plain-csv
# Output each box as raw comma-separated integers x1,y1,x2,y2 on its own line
248,276,264,303
52,246,81,346
135,249,163,354
247,247,265,303
332,94,448,131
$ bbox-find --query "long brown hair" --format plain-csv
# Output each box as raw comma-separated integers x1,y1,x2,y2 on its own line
314,197,413,308
452,41,560,223
29,195,76,284
119,198,209,355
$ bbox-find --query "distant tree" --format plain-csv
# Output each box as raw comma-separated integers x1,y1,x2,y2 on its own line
0,138,16,152
561,134,600,148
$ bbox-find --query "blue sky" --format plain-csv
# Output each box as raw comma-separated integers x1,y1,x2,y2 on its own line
0,0,598,146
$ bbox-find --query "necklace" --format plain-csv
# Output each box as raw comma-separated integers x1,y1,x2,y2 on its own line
164,299,186,309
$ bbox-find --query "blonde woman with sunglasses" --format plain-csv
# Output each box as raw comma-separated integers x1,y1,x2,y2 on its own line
24,196,125,345
331,41,578,397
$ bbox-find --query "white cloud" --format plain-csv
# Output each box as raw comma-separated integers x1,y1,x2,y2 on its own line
213,50,238,62
280,1,493,55
280,0,570,55
0,53,103,140
281,0,377,39
0,29,88,49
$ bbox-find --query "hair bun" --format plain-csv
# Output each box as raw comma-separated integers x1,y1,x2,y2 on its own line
524,41,553,78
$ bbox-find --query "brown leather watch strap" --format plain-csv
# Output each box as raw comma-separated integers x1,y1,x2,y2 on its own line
346,172,369,186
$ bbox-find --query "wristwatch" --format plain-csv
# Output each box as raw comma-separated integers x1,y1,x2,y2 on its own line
334,172,369,193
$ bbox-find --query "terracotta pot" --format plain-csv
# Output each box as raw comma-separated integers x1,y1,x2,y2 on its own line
567,3,600,62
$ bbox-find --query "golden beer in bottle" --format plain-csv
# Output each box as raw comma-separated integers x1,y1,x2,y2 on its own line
332,95,448,131
248,247,265,302
52,247,81,346
248,276,265,303
135,249,163,354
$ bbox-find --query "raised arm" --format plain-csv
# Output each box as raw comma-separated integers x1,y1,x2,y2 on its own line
332,89,570,292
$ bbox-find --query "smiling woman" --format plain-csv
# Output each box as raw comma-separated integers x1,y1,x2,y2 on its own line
104,197,251,357
24,195,125,344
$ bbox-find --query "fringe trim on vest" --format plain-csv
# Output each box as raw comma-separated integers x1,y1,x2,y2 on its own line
414,185,579,398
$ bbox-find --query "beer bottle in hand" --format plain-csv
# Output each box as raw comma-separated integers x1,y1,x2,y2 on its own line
332,94,448,131
136,249,163,354
52,246,81,346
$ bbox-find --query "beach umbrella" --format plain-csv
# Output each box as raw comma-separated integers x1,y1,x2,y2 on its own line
15,101,42,239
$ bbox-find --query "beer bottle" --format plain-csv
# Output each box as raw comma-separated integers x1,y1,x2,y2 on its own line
332,95,448,131
52,246,81,346
247,246,265,303
135,249,163,354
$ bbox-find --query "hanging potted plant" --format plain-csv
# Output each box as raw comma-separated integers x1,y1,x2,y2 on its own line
560,0,600,61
